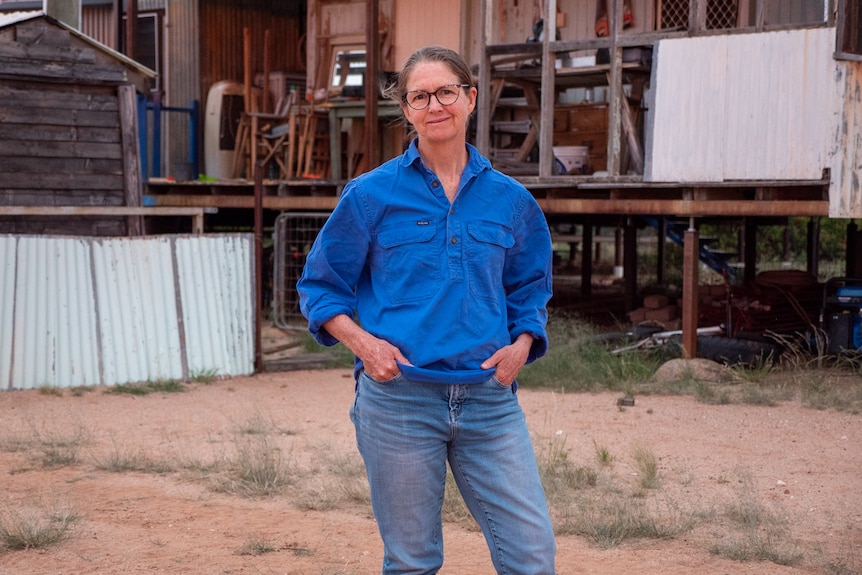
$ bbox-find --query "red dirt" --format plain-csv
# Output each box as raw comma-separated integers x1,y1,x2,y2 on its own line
1,368,860,575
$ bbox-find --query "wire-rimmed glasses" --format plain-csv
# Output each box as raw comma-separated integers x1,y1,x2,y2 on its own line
403,84,470,110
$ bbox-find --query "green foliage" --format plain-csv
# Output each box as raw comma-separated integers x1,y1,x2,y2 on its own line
518,314,662,391
106,379,185,395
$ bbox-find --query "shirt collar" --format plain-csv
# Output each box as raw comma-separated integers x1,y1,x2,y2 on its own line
401,138,492,179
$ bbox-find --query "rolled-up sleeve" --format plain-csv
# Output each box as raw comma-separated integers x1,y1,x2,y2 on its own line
297,184,370,346
503,193,553,363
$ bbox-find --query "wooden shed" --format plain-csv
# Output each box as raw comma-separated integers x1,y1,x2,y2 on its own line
0,12,155,236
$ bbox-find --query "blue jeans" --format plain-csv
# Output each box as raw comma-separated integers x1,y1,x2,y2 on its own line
351,371,556,575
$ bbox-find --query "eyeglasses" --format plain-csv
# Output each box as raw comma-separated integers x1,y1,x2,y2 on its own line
403,84,470,110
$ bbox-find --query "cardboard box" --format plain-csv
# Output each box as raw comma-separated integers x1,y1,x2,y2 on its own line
628,307,647,323
643,294,669,309
553,108,569,132
568,104,608,133
644,305,678,322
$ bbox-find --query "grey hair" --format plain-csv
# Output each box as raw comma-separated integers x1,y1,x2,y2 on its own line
381,45,475,105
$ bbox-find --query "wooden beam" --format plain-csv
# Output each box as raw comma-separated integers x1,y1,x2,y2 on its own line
681,227,699,358
119,84,143,236
145,193,339,212
365,0,380,169
0,206,216,234
536,198,829,217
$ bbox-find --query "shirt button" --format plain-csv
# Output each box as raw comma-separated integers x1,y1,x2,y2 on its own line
451,238,457,244
432,181,440,187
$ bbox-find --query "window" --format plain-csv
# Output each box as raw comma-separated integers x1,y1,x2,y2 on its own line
837,0,862,59
121,11,163,90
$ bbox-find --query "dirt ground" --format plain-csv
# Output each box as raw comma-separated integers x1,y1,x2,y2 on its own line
1,362,860,575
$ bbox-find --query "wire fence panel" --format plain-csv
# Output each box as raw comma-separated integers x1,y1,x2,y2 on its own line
272,212,330,330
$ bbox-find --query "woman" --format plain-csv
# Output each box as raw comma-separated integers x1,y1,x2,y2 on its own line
297,46,556,575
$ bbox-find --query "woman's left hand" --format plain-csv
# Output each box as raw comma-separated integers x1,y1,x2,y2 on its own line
480,333,534,386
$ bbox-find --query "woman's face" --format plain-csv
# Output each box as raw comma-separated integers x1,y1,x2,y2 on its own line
402,61,477,145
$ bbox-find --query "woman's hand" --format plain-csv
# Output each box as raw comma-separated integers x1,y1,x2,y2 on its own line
480,333,534,386
322,314,410,381
360,336,411,381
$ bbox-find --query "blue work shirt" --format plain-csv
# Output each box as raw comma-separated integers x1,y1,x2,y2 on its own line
297,140,553,384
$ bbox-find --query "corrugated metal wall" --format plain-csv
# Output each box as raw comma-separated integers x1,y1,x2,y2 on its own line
829,60,862,218
0,233,254,390
645,27,840,183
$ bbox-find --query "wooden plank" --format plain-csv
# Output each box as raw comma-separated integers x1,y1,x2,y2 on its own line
0,206,217,236
0,106,119,128
0,59,129,84
0,84,117,110
0,41,97,64
0,140,122,160
0,217,127,236
0,123,120,144
0,172,125,191
0,190,125,206
12,20,72,46
0,207,217,216
0,156,122,173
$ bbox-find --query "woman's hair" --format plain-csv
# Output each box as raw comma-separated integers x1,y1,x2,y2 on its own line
382,46,475,105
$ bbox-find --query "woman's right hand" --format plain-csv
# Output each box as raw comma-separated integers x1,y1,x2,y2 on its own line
360,336,411,382
322,314,411,381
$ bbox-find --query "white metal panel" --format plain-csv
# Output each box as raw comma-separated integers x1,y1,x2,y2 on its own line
91,237,183,385
1,236,17,390
0,234,254,391
175,235,254,379
646,28,839,183
11,237,101,390
646,35,728,182
722,29,836,180
828,61,862,218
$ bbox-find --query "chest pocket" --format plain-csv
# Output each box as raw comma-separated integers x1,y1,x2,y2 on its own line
466,221,515,303
377,224,442,303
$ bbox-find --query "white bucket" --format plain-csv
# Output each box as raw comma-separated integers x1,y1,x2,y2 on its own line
552,145,589,174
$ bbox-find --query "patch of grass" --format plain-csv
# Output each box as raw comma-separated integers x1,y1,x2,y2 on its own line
236,534,278,556
632,446,661,491
557,494,690,548
0,500,80,551
92,436,174,474
30,424,90,468
518,314,662,391
190,368,219,384
593,440,615,467
538,431,598,496
293,449,369,512
106,379,185,396
231,412,292,437
213,435,292,498
708,472,804,566
69,386,95,397
37,385,63,397
693,380,732,405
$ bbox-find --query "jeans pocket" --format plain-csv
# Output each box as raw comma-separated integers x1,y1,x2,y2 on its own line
362,369,403,386
490,374,512,390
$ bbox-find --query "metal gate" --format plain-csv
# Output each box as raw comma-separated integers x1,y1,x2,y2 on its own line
272,212,330,329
